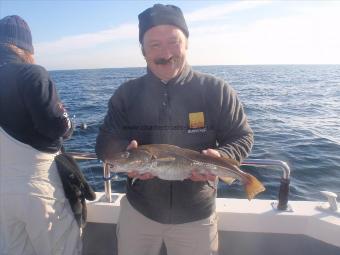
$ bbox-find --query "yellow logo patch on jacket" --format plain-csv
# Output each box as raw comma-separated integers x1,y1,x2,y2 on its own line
189,112,205,129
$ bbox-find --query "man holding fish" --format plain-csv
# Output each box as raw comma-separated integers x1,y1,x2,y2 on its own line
96,4,261,255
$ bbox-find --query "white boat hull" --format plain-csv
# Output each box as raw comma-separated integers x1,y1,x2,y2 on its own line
83,192,340,255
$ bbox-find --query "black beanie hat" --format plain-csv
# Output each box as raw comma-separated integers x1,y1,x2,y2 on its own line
0,15,34,54
138,4,189,43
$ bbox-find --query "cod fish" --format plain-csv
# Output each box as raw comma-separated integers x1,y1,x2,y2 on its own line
106,144,265,200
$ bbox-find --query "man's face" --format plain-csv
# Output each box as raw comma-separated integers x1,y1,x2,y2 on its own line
142,25,188,81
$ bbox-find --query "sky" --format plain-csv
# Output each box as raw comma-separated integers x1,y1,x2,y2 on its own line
1,0,340,70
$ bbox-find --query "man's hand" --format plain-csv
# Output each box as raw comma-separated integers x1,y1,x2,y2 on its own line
126,140,155,180
202,148,221,158
126,140,138,150
189,149,220,182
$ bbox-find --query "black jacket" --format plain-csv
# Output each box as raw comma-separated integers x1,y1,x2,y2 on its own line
54,153,96,228
96,65,254,224
0,53,72,153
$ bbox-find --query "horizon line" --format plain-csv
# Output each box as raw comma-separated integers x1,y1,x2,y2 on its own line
48,63,340,72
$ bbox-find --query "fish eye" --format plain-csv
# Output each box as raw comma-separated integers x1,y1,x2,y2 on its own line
121,152,130,158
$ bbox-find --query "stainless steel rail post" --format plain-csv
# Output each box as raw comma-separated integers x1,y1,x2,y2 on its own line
103,163,112,203
66,151,114,202
241,159,291,211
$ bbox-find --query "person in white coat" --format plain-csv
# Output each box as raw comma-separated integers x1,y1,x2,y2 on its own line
0,15,82,255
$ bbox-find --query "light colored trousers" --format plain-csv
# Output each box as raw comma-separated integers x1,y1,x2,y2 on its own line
0,128,82,255
117,196,219,255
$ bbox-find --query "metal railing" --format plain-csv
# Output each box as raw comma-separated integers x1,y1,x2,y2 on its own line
241,159,291,211
69,152,291,211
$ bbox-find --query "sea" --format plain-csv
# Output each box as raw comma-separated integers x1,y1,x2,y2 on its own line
50,65,340,202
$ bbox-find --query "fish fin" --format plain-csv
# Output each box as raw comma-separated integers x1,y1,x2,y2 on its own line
155,157,176,163
243,173,266,200
219,176,236,185
223,157,240,166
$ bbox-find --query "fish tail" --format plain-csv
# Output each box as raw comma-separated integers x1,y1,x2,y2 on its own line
243,173,265,200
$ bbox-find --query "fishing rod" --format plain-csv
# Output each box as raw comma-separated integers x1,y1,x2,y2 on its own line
67,151,97,160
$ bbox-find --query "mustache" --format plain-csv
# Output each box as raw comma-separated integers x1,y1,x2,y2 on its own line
154,57,176,65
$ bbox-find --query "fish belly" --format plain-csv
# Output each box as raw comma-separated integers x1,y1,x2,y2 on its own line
151,166,191,181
